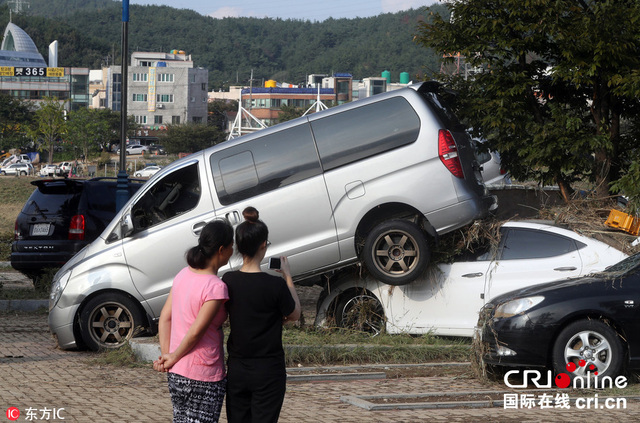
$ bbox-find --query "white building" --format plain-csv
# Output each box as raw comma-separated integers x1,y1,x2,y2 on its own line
95,50,208,130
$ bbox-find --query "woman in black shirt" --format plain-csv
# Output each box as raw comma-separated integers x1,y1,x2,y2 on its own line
222,207,301,423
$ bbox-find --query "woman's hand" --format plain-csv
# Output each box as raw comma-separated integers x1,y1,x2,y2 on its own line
152,356,167,372
153,353,177,372
276,256,292,280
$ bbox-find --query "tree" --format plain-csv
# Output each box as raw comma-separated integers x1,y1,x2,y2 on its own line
0,94,33,151
160,123,224,154
415,0,640,201
208,99,238,132
277,104,304,123
31,97,67,164
66,108,113,160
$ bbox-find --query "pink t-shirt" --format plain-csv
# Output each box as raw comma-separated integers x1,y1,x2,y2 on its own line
169,267,228,382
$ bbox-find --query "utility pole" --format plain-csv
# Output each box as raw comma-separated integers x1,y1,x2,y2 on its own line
116,0,130,211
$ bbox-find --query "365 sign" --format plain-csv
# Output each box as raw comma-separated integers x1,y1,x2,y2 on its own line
0,67,65,77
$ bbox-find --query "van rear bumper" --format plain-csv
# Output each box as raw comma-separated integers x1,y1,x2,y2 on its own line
428,193,497,235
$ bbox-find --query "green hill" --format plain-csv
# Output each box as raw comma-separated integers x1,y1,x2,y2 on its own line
0,1,446,89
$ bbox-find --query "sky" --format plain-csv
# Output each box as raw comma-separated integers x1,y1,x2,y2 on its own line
128,0,438,21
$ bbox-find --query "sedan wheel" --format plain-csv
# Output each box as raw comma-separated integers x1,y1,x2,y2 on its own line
552,319,624,385
79,293,144,351
335,291,384,335
363,220,428,285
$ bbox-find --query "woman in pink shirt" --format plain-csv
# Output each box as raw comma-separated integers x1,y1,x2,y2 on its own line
153,219,234,423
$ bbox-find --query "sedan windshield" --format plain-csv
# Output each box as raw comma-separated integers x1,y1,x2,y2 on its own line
600,252,640,276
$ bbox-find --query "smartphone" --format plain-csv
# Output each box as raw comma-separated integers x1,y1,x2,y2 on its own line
268,257,281,270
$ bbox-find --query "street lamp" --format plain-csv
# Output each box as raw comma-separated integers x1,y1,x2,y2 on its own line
116,0,130,211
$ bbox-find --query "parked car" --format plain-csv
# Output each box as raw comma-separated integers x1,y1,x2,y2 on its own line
48,81,497,350
315,221,628,337
126,144,148,155
58,162,72,175
1,163,34,176
478,253,640,383
40,164,59,177
148,145,166,155
134,165,161,178
11,178,144,282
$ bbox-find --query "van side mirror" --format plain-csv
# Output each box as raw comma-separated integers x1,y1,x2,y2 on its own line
121,213,134,237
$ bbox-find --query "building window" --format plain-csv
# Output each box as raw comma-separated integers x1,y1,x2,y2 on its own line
201,83,206,91
135,115,147,124
156,94,174,103
172,116,181,124
132,93,148,102
155,115,163,124
192,116,203,123
133,73,148,82
190,97,195,103
139,61,152,67
157,73,174,83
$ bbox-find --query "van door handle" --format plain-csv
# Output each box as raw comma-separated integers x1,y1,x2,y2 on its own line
226,211,241,225
462,272,483,278
192,221,207,236
554,267,577,272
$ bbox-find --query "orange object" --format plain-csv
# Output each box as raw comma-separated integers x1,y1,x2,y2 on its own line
605,209,640,236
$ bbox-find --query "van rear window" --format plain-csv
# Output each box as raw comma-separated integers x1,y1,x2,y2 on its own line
310,96,420,171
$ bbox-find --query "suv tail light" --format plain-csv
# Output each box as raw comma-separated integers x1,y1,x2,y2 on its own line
438,129,464,178
69,215,85,240
14,220,20,240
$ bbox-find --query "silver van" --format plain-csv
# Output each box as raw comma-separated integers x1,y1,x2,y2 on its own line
48,82,496,350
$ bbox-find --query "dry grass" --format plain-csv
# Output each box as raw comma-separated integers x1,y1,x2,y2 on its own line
0,176,36,232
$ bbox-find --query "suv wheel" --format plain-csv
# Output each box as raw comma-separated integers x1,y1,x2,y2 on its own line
20,171,27,176
79,293,144,351
363,220,428,285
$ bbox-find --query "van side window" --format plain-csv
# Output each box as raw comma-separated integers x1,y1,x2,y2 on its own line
310,97,420,171
130,163,201,230
211,124,321,205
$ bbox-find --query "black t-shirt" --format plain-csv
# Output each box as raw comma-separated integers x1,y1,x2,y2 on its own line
222,271,296,359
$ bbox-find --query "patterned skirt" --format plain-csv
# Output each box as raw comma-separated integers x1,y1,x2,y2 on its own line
167,372,227,423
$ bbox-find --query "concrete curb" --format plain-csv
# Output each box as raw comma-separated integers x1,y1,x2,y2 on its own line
129,338,161,362
0,299,48,312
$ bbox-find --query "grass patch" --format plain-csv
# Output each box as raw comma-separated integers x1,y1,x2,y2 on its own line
282,325,470,347
284,343,471,367
282,326,471,366
0,176,36,233
90,341,148,368
0,287,48,300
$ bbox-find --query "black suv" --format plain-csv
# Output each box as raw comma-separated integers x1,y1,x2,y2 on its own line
11,178,144,280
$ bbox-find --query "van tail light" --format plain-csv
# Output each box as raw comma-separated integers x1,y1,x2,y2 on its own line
438,129,464,178
69,215,85,240
500,167,507,175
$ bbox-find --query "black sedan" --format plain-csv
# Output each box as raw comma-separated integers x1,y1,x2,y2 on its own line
478,253,640,381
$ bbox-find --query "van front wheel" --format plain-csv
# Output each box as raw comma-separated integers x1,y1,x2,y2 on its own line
363,220,428,285
79,293,144,351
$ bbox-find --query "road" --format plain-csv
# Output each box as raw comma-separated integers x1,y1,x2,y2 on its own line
2,309,640,422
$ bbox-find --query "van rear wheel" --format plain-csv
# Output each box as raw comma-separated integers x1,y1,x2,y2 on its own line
363,220,428,285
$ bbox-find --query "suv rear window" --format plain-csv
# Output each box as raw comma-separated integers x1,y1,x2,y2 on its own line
23,181,83,216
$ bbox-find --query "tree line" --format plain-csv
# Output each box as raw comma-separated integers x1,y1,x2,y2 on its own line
415,0,640,207
0,2,444,89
